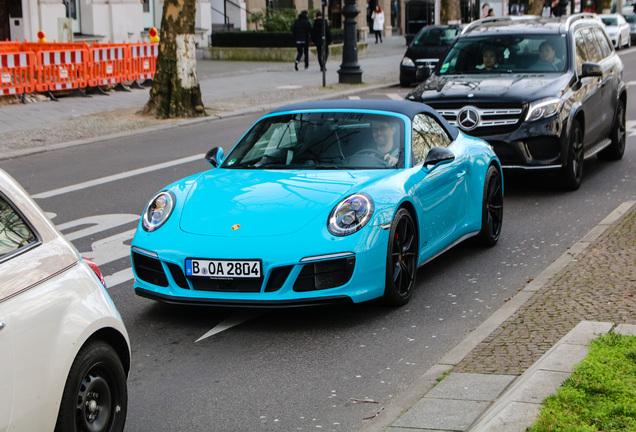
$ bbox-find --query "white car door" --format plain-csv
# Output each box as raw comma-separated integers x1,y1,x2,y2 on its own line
0,305,14,432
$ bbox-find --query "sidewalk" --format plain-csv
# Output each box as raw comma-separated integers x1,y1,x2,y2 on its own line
361,200,636,432
1,32,636,432
0,35,407,160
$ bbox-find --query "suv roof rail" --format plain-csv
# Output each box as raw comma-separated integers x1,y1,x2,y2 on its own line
565,13,600,30
461,15,539,34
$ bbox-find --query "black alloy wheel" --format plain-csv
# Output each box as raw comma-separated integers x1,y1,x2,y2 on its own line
560,120,584,190
476,165,503,246
599,100,626,161
383,208,418,306
55,340,128,432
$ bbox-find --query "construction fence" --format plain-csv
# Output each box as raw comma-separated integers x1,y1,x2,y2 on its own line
0,41,158,101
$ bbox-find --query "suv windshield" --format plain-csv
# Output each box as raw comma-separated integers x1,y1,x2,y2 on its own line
438,34,568,74
222,112,405,170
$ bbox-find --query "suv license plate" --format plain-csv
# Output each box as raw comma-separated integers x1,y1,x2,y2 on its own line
185,259,262,279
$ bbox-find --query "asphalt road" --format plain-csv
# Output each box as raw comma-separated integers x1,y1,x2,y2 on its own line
2,56,635,431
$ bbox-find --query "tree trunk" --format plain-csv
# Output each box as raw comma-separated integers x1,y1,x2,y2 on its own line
440,0,461,24
143,0,206,118
526,0,546,15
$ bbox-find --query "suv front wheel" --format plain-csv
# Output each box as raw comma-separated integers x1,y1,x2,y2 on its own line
560,120,584,190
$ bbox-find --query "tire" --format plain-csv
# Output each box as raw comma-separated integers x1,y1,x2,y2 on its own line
382,208,418,306
559,120,584,191
55,340,128,432
598,100,626,161
476,165,503,246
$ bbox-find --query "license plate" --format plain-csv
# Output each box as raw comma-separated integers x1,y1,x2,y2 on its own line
185,259,262,279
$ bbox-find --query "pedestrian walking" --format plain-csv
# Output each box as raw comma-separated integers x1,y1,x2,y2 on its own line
550,0,568,16
312,11,332,72
291,10,312,70
371,5,384,44
481,3,490,18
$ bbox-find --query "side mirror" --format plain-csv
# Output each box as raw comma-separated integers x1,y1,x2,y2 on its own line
205,147,224,168
423,146,455,169
580,62,602,78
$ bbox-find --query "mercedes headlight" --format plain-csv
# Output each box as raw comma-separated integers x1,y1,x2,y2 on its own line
142,191,176,232
328,193,374,236
401,57,415,67
525,98,563,122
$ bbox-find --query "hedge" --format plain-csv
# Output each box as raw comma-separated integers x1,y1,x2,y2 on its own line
211,30,346,47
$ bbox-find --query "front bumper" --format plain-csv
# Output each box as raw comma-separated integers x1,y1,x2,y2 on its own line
131,223,390,306
469,116,567,170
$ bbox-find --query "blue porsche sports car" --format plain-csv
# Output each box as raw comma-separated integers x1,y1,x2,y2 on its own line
131,100,503,307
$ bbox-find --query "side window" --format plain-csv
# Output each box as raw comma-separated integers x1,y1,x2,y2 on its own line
412,114,452,165
0,196,37,259
574,30,589,74
591,27,612,59
583,28,602,63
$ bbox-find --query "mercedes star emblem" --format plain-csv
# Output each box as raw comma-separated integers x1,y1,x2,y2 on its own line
457,107,480,131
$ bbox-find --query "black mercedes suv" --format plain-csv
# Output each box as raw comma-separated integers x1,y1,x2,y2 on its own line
407,14,627,190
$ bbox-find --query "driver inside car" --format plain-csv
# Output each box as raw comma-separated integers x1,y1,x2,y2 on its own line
370,120,399,166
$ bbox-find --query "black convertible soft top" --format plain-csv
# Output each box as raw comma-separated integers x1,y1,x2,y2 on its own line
270,99,459,140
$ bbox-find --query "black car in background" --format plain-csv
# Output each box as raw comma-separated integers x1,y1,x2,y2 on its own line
407,14,627,190
400,25,462,87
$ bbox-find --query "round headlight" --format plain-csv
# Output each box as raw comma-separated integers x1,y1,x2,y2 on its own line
328,193,374,236
142,191,176,232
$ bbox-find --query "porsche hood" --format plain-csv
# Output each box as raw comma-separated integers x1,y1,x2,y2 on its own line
178,169,391,237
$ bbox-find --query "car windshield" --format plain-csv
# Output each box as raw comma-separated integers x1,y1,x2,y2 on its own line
223,112,406,170
602,17,618,26
413,27,461,46
438,34,568,74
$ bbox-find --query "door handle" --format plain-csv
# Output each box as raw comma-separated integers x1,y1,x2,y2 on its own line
456,171,466,179
0,321,5,331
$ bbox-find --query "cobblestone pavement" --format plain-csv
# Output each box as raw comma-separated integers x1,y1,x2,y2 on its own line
456,204,636,376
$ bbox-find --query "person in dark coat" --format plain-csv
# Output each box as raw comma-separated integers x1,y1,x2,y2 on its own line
312,11,332,72
550,0,568,17
291,10,312,70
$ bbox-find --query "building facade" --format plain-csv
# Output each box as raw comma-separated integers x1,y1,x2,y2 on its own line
0,0,211,47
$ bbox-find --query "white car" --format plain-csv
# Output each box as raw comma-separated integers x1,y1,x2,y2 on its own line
600,14,632,49
0,169,130,432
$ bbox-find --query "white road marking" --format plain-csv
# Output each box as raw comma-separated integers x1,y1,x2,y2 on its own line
32,153,205,199
387,93,402,100
348,96,361,100
105,268,134,288
83,229,137,266
58,214,139,241
196,309,267,342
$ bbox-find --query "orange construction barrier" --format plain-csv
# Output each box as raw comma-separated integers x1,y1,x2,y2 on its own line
0,41,22,53
88,43,127,87
0,51,36,96
128,42,158,82
36,48,89,92
21,41,90,54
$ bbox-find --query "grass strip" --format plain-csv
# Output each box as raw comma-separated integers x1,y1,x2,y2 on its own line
528,332,636,432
